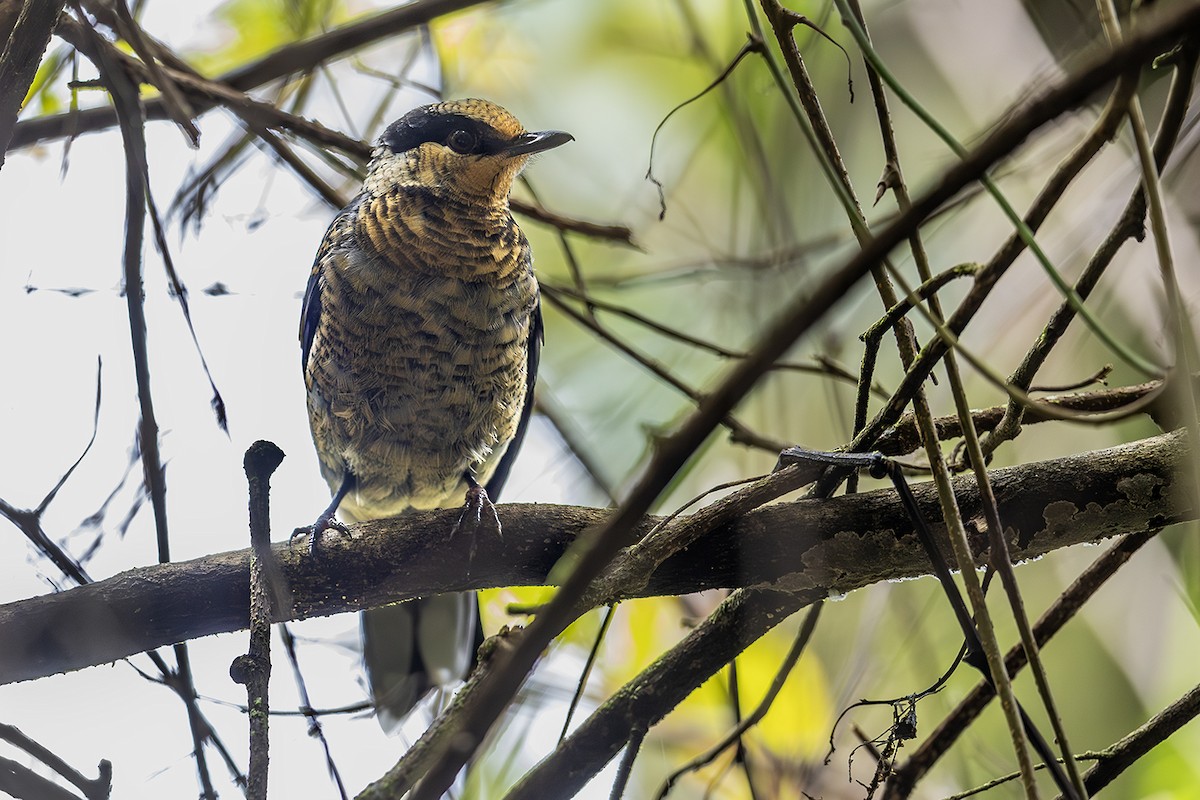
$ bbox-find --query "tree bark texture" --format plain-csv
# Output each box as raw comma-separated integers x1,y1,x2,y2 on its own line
0,431,1189,685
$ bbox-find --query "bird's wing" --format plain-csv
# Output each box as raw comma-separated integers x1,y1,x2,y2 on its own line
485,297,543,501
299,262,322,372
300,197,362,371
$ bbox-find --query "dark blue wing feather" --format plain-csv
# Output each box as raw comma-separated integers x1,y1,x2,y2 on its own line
299,261,322,371
485,298,542,500
300,196,363,371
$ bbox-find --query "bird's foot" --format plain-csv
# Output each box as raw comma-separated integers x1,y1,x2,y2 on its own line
451,483,502,541
292,511,351,558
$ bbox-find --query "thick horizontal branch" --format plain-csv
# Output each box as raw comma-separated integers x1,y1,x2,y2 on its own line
0,432,1189,685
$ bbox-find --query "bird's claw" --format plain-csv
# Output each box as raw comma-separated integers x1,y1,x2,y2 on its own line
292,513,351,558
450,484,502,541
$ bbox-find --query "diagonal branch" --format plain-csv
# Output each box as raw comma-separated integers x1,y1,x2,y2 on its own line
7,0,486,150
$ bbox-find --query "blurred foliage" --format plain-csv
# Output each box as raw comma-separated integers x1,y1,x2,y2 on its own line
197,0,348,72
24,47,70,114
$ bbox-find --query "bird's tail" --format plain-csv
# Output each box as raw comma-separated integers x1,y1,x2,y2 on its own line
361,592,482,732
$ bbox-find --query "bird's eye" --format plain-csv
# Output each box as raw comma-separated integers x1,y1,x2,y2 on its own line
446,129,477,154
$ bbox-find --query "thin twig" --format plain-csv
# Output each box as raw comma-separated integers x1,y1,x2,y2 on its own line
11,0,490,150
843,27,1153,460
278,625,349,800
946,343,1086,796
654,604,822,799
542,287,790,454
51,14,632,245
980,43,1197,458
106,0,198,144
752,0,923,406
0,724,111,800
0,361,102,584
1098,1,1200,523
231,442,285,800
504,589,819,800
559,605,616,744
646,35,763,219
87,25,217,799
847,0,1085,773
836,0,1161,377
1079,681,1200,794
883,529,1160,798
607,727,647,800
0,754,88,800
770,0,1041,790
544,282,884,394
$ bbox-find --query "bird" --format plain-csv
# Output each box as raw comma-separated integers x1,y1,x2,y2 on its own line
297,98,572,729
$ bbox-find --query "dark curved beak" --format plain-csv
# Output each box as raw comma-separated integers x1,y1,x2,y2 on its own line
503,130,574,156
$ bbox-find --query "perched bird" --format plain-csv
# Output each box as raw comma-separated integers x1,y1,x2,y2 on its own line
298,98,572,728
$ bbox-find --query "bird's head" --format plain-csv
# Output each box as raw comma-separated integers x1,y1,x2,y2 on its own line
363,98,573,205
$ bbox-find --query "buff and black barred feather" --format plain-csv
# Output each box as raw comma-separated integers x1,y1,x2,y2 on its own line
300,99,570,727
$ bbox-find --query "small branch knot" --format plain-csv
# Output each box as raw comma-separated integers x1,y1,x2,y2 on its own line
243,440,285,480
229,653,270,686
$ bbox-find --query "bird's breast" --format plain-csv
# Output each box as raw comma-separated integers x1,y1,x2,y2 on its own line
304,210,537,515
